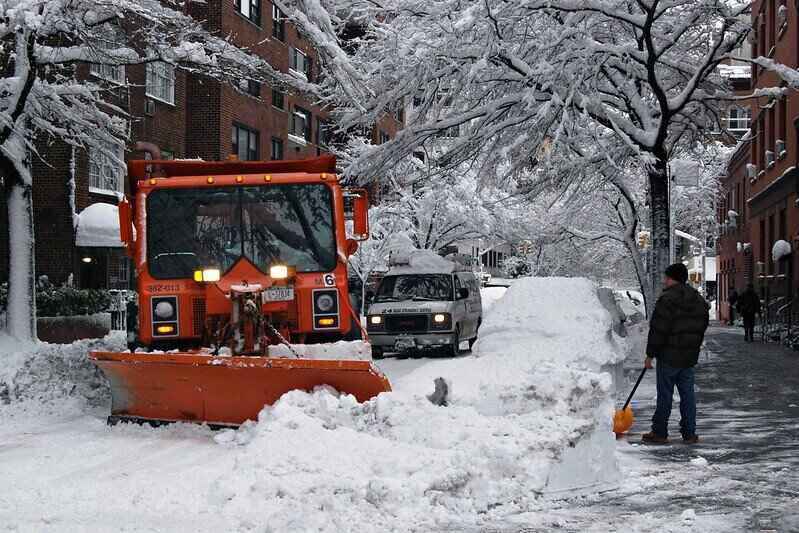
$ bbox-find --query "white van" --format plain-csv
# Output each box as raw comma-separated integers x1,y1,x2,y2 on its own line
366,251,482,358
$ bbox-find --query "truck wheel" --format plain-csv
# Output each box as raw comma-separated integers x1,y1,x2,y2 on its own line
371,346,384,359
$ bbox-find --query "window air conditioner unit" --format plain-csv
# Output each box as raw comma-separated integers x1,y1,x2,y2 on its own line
776,139,786,159
746,163,757,179
766,150,775,168
145,99,155,116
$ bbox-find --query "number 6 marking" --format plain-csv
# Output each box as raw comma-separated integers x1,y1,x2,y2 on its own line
323,273,336,287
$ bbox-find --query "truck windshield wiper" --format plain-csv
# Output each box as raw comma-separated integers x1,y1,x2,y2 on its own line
374,296,399,302
411,296,437,301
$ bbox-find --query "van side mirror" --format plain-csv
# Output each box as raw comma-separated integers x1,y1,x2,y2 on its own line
351,189,369,241
458,288,469,300
118,197,134,256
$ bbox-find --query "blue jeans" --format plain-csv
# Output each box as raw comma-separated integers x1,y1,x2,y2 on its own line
651,362,696,438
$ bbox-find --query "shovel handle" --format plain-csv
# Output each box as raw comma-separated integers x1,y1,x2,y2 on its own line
622,367,647,410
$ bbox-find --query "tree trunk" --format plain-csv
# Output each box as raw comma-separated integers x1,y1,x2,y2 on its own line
647,155,671,315
624,236,654,318
2,155,37,341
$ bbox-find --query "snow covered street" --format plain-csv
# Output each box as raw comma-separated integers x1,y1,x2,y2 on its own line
2,286,798,532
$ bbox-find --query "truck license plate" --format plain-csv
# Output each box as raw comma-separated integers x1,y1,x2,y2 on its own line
262,287,294,302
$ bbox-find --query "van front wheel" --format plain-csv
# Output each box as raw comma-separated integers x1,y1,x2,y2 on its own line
445,327,460,358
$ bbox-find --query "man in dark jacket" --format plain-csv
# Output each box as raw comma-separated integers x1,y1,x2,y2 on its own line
642,263,710,445
737,284,761,342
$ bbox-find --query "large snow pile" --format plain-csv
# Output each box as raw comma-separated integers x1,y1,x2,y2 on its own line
208,277,625,530
0,332,124,406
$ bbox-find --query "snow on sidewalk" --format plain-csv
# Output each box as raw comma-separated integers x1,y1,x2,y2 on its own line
0,277,628,532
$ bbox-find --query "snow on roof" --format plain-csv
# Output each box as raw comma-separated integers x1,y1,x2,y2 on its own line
387,249,462,275
75,202,122,248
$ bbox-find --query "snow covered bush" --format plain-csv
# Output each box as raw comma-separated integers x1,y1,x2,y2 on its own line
0,279,113,317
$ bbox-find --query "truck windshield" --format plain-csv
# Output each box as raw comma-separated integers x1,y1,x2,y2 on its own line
147,184,336,279
374,274,453,302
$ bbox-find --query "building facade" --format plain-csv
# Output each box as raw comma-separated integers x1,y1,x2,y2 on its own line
717,0,799,322
0,0,402,291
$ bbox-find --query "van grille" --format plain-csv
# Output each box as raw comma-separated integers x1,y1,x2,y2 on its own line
385,314,428,333
192,298,206,337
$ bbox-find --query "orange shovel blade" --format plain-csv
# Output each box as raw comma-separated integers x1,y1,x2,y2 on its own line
90,351,392,427
613,405,635,435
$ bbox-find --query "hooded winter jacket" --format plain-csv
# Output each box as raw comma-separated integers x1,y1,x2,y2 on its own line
646,283,710,368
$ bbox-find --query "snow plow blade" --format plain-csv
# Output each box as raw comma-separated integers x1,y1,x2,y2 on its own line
89,351,391,427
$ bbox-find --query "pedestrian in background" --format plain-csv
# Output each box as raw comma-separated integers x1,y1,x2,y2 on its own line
642,263,710,445
728,286,738,325
737,284,761,342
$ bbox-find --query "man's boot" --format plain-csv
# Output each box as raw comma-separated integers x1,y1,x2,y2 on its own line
682,435,699,444
641,432,668,444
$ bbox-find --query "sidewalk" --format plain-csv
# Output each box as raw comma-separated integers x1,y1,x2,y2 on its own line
492,324,799,532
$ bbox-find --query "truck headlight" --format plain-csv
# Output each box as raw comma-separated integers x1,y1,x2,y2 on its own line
270,265,289,279
194,268,220,282
316,293,335,312
154,301,175,320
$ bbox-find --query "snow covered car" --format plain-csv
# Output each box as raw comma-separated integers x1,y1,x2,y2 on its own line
612,289,646,324
366,252,482,358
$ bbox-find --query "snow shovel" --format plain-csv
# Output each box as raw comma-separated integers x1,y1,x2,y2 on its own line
613,367,647,436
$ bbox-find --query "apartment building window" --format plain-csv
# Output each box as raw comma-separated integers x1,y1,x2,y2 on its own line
272,3,286,41
145,61,175,104
232,124,259,161
290,48,312,80
726,106,750,133
240,79,261,98
767,107,776,166
271,137,284,160
778,93,787,147
379,130,390,144
768,214,775,273
272,89,285,110
89,140,125,194
235,0,261,25
89,26,126,84
316,118,329,147
760,219,766,264
290,107,312,142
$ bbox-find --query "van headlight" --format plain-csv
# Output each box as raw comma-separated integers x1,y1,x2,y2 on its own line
430,313,451,330
370,315,382,325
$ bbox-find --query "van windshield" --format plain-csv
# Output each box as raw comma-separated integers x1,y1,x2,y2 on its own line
374,274,453,302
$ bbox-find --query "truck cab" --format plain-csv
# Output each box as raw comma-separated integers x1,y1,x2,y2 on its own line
366,252,482,358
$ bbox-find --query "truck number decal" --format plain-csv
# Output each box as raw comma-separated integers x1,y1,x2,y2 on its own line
323,274,336,287
146,283,181,293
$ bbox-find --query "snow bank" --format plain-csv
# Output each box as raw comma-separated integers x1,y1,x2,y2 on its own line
210,277,625,530
0,332,124,407
480,285,507,314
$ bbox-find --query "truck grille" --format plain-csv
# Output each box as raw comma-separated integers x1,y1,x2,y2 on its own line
192,298,206,337
385,314,428,333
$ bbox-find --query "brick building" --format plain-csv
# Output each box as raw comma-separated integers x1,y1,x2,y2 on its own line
0,0,402,291
717,0,799,322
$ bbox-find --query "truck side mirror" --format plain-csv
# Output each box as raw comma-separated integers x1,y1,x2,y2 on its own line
118,197,134,256
352,190,369,241
345,238,359,256
458,288,469,300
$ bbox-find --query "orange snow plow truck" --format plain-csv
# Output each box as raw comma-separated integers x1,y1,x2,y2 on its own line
90,151,390,427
